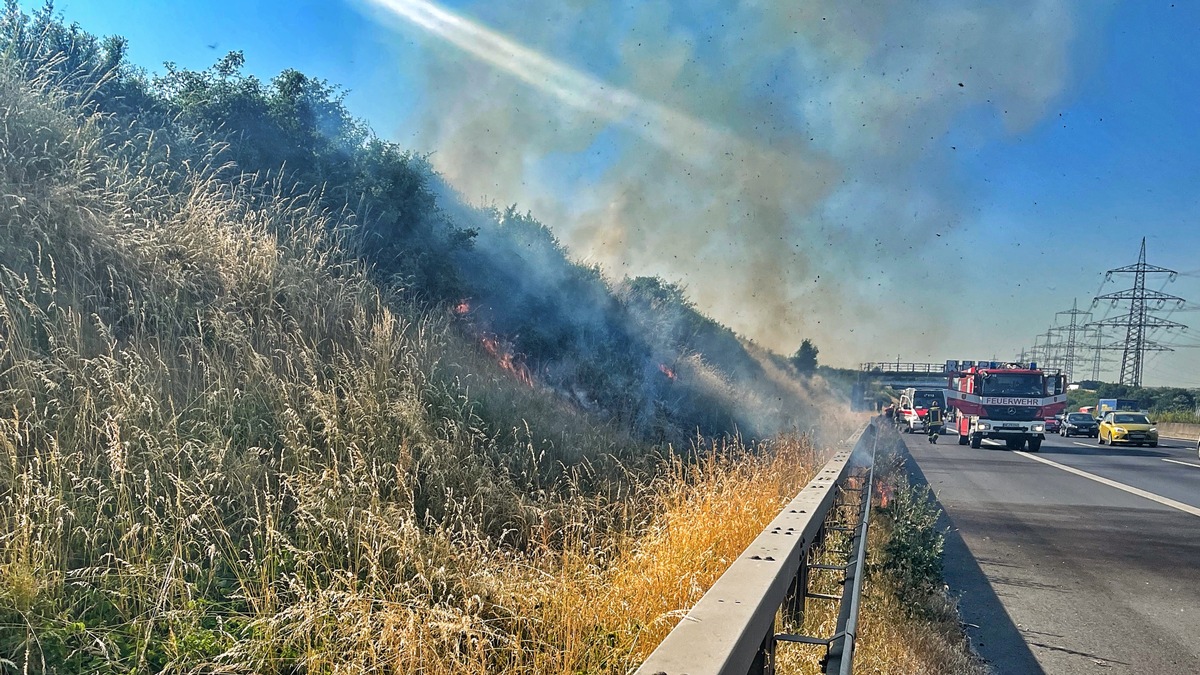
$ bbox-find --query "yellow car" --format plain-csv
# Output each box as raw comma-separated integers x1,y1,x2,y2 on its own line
1097,411,1159,447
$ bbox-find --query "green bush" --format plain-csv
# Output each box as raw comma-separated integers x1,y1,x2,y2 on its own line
868,432,950,616
1153,410,1200,424
876,475,946,610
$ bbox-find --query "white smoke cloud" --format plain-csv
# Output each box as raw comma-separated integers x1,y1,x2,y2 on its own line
360,0,1087,364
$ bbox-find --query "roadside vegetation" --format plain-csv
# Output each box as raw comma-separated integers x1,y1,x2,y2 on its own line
1150,410,1200,425
772,431,986,675
1068,382,1200,421
2,5,981,673
853,438,987,675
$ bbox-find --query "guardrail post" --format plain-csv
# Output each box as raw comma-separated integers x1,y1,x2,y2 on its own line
750,621,775,675
782,547,809,626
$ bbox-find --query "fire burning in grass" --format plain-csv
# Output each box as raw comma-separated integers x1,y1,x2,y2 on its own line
875,481,894,509
481,334,534,387
450,299,534,387
658,363,676,381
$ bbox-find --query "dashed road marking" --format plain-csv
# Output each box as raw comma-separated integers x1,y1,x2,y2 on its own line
1162,458,1200,470
1070,440,1176,449
1014,451,1200,518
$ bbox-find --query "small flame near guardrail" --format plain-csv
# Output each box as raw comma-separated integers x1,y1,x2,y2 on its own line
876,481,893,508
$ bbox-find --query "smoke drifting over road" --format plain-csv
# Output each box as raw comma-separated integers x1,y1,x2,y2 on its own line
363,0,1083,363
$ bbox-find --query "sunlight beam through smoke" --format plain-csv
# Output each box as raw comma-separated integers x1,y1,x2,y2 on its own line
364,0,746,162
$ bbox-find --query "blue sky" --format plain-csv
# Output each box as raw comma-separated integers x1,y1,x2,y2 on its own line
32,0,1200,386
953,1,1200,385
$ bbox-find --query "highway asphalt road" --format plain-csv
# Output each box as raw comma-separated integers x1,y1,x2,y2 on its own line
898,426,1200,675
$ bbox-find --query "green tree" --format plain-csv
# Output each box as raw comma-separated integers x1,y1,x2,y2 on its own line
791,339,819,374
150,51,476,301
1154,388,1195,413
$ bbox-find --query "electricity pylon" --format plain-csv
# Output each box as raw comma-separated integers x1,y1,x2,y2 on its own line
1088,238,1186,386
1055,299,1092,382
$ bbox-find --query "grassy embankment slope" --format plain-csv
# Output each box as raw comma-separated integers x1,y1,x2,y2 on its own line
0,19,827,674
1,9,980,674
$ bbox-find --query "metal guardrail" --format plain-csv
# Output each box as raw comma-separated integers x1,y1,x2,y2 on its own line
634,420,881,675
818,438,874,675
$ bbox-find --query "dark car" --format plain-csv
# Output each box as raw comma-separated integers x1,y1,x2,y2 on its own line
1060,412,1099,438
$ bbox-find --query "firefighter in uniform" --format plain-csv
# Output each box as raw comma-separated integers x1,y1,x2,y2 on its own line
926,400,944,443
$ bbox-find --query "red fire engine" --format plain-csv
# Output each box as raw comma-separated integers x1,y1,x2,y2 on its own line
944,361,1068,452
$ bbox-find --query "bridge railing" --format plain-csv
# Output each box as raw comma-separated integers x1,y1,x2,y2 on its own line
633,419,881,675
859,361,949,374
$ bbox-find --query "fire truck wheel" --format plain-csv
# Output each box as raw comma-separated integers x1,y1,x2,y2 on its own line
1028,438,1041,452
969,434,982,449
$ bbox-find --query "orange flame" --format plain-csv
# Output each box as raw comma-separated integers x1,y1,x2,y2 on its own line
876,482,894,509
453,300,471,315
658,363,676,381
481,335,534,387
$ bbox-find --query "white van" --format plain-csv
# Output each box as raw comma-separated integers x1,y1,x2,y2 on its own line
897,388,947,434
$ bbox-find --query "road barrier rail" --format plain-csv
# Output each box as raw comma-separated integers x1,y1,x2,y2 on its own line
635,419,882,675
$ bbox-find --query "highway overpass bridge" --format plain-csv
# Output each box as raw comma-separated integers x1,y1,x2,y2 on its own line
860,361,953,387
852,361,953,409
853,357,1062,409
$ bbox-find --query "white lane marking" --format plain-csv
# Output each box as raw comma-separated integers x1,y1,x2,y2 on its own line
1163,458,1200,470
1014,451,1200,518
1071,439,1175,449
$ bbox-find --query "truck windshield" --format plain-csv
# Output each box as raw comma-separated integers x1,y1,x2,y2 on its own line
913,391,944,408
979,373,1043,397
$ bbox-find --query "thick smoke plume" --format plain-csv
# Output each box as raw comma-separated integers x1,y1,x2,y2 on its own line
363,0,1081,364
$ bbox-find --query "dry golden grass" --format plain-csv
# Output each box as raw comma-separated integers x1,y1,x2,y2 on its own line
236,434,823,675
851,580,987,675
